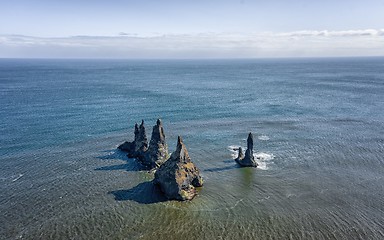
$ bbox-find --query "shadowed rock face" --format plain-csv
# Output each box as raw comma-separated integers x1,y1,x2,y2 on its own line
235,132,258,168
154,136,203,201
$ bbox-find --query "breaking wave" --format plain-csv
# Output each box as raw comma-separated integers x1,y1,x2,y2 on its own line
227,145,274,170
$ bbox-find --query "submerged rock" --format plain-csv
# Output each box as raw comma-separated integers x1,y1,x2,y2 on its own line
139,119,169,168
154,136,203,201
235,132,258,167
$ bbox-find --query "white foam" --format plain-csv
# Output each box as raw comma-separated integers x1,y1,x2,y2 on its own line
258,135,270,141
227,145,241,151
12,174,24,182
228,145,241,158
254,152,274,161
254,152,275,170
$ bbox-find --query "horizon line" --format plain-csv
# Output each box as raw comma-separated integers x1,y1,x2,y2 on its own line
1,55,384,60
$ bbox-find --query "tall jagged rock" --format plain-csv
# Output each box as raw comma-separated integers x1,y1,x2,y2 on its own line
136,120,148,152
133,123,139,147
154,136,203,201
244,132,254,160
139,119,169,168
118,120,148,159
235,132,258,167
119,119,171,169
117,123,138,153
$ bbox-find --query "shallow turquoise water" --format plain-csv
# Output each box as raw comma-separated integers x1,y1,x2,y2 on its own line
1,58,383,239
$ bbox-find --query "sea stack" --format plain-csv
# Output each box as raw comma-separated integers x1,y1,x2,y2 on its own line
134,120,148,157
140,119,169,169
154,136,203,201
235,132,258,167
117,120,148,159
118,119,170,170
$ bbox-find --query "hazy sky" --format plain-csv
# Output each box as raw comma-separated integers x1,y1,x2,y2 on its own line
1,0,384,58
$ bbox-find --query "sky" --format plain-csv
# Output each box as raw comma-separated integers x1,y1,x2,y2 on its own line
1,0,384,58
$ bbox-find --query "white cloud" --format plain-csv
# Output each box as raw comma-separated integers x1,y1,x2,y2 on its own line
277,29,384,37
1,29,384,58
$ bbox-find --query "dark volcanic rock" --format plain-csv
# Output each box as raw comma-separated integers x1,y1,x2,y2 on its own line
235,133,258,167
119,119,170,170
117,123,137,153
154,136,203,201
118,120,148,159
117,141,134,152
133,120,148,157
141,119,169,168
235,147,244,161
117,123,138,152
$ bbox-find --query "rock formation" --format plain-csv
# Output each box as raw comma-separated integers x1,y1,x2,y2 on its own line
236,147,244,160
118,119,170,169
149,119,169,166
118,120,148,159
139,119,169,169
133,120,148,157
154,136,203,201
117,140,134,152
235,132,258,167
117,123,137,152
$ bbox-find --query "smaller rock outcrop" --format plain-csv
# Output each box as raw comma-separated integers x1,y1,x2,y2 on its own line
235,132,258,167
154,136,203,201
117,141,134,152
236,147,244,160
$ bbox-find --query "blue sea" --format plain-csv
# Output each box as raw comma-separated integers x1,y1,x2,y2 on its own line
1,58,383,239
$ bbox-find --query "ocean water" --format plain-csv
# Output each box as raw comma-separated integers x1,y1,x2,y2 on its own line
1,58,383,239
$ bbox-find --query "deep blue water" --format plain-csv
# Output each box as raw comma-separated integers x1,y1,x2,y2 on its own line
1,58,384,239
